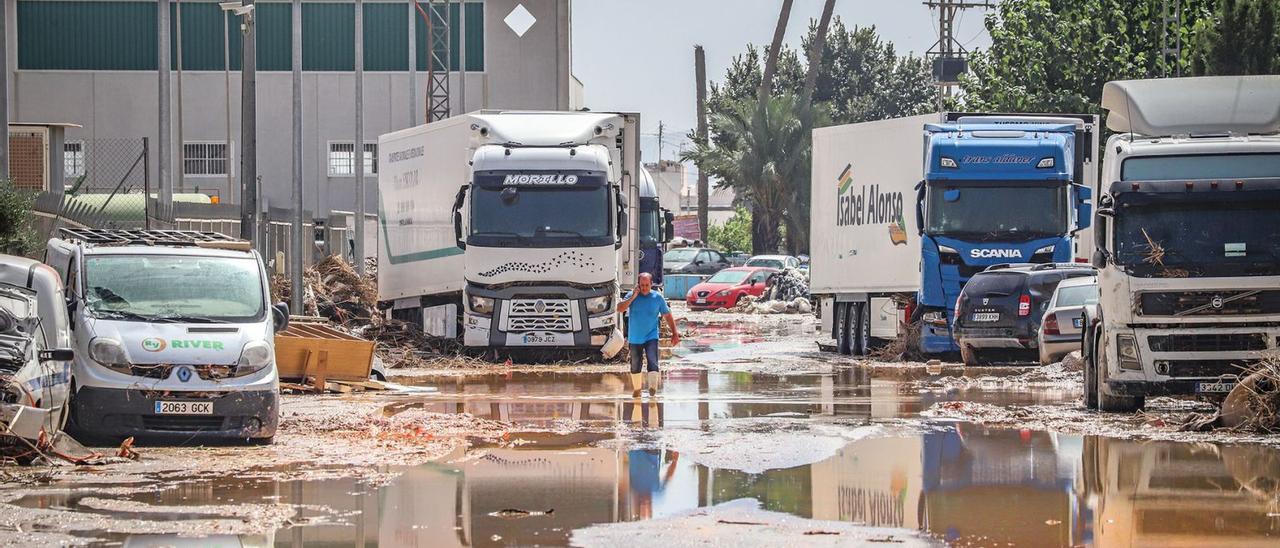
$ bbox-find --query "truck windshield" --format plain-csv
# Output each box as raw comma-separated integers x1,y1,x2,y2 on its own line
83,255,265,322
1114,195,1280,277
639,206,660,246
470,185,611,246
927,184,1066,240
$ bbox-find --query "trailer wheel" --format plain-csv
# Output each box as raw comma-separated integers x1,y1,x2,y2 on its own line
853,302,871,356
836,303,853,355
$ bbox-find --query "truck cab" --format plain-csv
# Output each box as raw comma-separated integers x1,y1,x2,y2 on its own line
638,168,675,285
45,229,284,443
917,116,1095,354
452,112,640,355
1085,76,1280,412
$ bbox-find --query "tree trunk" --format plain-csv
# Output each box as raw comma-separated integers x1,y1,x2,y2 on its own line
694,45,711,239
758,0,794,102
800,0,837,107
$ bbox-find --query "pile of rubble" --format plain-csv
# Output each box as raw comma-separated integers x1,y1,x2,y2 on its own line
764,267,810,302
719,294,813,315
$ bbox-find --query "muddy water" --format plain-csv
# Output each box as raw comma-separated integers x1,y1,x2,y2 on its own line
11,366,1280,546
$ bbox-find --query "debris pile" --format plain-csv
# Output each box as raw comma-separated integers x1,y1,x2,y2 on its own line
719,294,813,315
1178,352,1280,433
764,267,810,302
868,322,923,362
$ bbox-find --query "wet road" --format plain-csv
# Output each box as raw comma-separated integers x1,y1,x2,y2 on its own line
5,310,1280,546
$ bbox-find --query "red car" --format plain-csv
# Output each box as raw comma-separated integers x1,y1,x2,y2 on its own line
685,267,778,310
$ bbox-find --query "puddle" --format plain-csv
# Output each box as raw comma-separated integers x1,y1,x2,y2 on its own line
13,425,1279,546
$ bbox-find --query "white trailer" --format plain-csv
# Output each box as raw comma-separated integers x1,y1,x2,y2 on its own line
377,111,642,357
810,114,934,352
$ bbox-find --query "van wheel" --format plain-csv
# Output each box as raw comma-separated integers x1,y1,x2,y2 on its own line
960,345,982,366
836,303,853,355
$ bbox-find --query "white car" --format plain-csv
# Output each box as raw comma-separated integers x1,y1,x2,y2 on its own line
1038,276,1099,365
745,254,801,270
0,255,74,440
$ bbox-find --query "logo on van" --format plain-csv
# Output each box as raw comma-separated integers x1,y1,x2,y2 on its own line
141,338,167,352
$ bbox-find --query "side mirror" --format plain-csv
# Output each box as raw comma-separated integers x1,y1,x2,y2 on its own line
914,180,926,236
1073,184,1093,232
750,280,758,286
663,210,676,243
616,209,629,250
272,302,290,333
694,260,703,265
38,349,74,362
452,185,468,250
1091,249,1108,269
66,296,78,314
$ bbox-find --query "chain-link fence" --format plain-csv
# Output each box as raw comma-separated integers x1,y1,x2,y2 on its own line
65,138,149,196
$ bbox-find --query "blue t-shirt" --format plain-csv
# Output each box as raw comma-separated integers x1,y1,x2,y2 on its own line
625,291,670,344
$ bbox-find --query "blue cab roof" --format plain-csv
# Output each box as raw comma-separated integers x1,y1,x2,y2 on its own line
924,122,1076,181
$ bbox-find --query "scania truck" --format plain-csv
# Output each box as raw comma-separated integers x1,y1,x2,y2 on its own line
811,112,1096,356
378,111,643,357
1084,75,1280,412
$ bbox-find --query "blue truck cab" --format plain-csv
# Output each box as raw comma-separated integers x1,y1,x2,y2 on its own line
916,115,1096,354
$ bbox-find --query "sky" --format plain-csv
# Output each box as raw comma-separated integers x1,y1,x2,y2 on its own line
570,0,992,163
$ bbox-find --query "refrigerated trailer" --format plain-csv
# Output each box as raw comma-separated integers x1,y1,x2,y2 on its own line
377,111,643,357
811,112,1097,356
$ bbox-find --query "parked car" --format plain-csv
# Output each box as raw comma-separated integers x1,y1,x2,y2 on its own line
724,252,751,267
1037,276,1099,365
663,247,730,275
745,254,801,270
953,263,1095,366
0,255,74,440
686,267,778,310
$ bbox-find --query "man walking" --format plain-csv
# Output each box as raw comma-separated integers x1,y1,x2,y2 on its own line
618,273,679,397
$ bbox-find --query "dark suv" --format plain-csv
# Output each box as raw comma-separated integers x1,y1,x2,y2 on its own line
953,263,1095,365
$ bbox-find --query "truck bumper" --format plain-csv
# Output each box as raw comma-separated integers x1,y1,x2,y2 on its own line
1102,324,1280,397
71,386,278,442
920,324,959,353
463,284,616,350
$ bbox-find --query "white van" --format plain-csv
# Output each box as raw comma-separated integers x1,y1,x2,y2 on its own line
0,255,74,439
46,229,285,443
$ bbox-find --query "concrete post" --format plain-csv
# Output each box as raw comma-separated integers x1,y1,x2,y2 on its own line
291,0,304,312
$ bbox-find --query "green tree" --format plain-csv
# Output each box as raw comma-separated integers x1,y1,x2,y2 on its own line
0,182,38,257
959,0,1218,114
707,207,752,253
1191,0,1280,75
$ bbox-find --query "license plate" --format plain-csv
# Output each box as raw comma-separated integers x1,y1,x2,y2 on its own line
695,298,706,304
1196,381,1236,394
1072,318,1084,328
971,312,1000,322
522,332,559,345
154,401,213,415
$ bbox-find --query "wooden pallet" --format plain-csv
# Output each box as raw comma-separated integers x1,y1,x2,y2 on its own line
275,322,375,391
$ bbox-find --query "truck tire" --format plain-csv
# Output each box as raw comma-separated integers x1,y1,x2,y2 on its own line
1083,330,1099,410
1096,331,1144,413
853,302,871,356
836,303,853,355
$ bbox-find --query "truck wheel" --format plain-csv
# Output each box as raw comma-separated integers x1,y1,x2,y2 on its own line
836,303,853,355
1083,331,1099,410
1096,332,1143,413
960,345,982,366
853,302,871,356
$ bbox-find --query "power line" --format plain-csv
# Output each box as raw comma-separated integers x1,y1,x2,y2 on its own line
923,0,993,108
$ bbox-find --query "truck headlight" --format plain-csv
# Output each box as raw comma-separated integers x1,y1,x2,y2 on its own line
940,157,958,168
922,310,948,327
88,337,129,369
1116,334,1142,370
1036,157,1055,168
468,295,495,316
237,340,274,374
586,295,612,315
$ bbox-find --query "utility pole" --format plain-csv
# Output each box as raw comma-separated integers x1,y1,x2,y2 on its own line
458,0,466,114
923,0,991,109
176,0,185,194
408,0,417,124
694,45,709,238
291,0,304,312
656,121,664,165
239,0,258,243
425,0,451,121
223,8,233,202
158,0,173,222
355,0,367,274
0,2,10,180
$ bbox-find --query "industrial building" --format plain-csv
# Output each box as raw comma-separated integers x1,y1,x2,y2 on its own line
7,0,580,216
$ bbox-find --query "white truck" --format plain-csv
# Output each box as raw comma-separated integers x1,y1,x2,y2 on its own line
46,229,286,443
378,111,642,357
1083,75,1280,412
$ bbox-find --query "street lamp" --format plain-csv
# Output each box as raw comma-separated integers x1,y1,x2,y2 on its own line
220,0,257,244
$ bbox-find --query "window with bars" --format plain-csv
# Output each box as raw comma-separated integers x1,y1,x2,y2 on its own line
183,142,230,176
64,141,85,178
328,142,377,177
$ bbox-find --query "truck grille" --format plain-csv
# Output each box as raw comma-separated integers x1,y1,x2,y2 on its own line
506,299,573,332
1163,359,1258,378
1147,333,1269,352
1139,290,1280,316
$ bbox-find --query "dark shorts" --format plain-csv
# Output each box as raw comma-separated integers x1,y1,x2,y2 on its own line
629,339,660,373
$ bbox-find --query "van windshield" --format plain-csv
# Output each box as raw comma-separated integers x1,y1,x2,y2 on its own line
84,255,265,323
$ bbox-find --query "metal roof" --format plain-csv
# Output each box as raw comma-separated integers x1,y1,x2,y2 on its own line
1102,76,1280,136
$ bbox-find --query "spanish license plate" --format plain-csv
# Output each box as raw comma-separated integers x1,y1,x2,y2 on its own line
971,312,1000,322
154,401,213,415
1196,381,1236,394
695,298,707,304
522,332,559,345
1073,317,1084,328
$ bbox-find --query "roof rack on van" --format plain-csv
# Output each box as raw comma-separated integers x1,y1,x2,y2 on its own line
58,228,251,251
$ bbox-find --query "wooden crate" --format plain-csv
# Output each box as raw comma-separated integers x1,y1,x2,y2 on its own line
275,323,375,387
